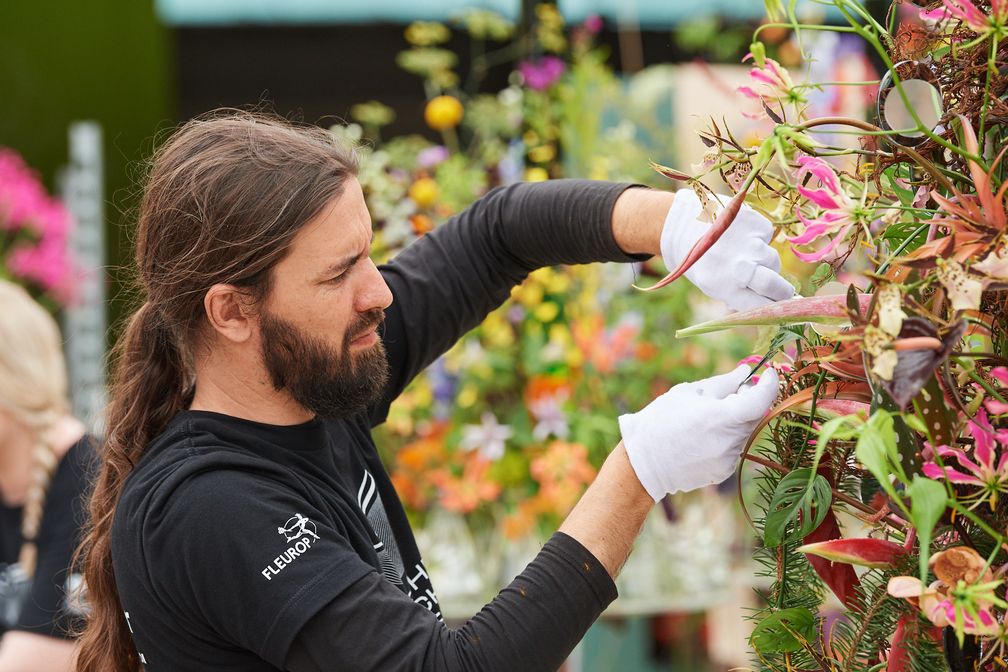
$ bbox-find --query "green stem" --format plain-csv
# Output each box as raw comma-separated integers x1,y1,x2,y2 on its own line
950,501,1007,545
968,370,1008,404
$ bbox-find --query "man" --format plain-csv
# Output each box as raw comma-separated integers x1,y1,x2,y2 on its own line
76,112,790,672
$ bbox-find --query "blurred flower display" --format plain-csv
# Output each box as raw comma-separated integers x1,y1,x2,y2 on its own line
0,148,77,308
340,5,754,590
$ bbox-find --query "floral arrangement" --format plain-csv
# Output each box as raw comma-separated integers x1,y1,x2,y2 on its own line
652,0,1008,668
339,7,753,555
0,148,77,308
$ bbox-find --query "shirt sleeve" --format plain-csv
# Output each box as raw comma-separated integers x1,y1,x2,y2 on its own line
13,437,94,639
369,179,649,425
139,469,376,668
285,532,617,672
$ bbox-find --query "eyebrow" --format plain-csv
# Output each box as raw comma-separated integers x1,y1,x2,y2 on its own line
315,233,374,283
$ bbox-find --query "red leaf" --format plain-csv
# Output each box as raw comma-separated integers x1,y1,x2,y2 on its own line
803,509,861,610
887,614,915,672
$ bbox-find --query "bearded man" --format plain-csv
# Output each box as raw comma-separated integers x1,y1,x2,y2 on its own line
76,112,790,672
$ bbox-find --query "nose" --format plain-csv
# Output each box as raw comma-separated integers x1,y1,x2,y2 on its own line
355,258,393,314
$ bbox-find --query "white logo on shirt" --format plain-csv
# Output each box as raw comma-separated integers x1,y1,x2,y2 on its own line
277,513,319,542
261,513,319,581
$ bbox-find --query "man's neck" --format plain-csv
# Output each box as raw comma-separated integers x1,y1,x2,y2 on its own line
189,348,314,426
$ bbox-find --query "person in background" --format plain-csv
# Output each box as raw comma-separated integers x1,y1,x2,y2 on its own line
77,111,790,672
0,280,94,671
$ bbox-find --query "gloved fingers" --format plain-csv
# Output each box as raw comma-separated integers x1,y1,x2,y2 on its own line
752,241,782,273
748,265,795,302
726,287,775,313
695,365,751,398
729,367,781,421
734,208,774,243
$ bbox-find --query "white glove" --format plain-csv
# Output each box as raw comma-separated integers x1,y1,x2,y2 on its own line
618,366,780,501
661,189,794,312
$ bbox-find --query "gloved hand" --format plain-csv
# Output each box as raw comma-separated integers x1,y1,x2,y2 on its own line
618,366,779,501
661,189,794,312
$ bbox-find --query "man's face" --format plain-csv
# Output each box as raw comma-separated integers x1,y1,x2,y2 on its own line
257,178,394,419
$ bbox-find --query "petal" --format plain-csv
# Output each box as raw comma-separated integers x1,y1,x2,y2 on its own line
796,156,842,194
991,366,1008,386
738,86,761,99
923,460,985,485
791,223,854,262
788,222,833,245
969,408,996,462
798,186,844,211
986,399,1008,415
888,575,925,598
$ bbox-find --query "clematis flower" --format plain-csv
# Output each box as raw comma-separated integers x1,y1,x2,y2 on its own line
888,547,1003,639
527,392,570,441
789,156,870,263
738,56,806,119
518,56,565,91
459,412,513,461
923,408,1008,509
920,0,1008,38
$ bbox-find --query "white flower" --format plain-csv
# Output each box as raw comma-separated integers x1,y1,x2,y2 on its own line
528,394,570,441
460,412,513,461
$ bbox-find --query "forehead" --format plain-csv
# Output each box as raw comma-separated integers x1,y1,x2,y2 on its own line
283,177,371,269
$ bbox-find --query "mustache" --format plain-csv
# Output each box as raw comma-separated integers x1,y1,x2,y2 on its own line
347,308,385,342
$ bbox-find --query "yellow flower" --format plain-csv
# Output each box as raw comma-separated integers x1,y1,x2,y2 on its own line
533,302,559,322
525,167,550,182
408,178,439,208
424,95,464,130
527,144,556,163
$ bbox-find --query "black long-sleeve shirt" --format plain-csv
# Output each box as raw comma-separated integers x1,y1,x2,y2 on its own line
110,180,646,671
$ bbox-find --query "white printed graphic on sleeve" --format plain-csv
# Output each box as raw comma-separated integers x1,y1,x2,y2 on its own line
357,470,442,621
260,513,319,581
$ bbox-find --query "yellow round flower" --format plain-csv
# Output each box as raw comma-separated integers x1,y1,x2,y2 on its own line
424,95,464,131
525,167,549,182
408,178,439,208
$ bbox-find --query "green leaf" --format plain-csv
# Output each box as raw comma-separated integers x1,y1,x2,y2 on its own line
764,468,832,548
750,607,817,653
907,475,947,583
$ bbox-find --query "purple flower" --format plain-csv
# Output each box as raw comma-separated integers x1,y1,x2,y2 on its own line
416,145,449,169
518,57,566,91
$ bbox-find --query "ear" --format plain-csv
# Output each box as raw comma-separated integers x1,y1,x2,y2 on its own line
203,284,256,344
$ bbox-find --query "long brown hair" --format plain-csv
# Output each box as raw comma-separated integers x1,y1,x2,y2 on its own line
75,111,358,672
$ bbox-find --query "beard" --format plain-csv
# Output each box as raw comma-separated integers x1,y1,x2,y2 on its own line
258,306,390,420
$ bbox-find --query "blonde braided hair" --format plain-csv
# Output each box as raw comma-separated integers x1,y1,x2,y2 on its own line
0,281,70,577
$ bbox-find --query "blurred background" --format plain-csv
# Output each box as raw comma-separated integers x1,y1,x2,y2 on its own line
0,1,878,669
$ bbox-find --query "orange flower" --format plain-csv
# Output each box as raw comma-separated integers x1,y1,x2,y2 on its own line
430,454,502,514
530,441,596,516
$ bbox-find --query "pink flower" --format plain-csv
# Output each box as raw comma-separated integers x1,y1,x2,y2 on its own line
991,366,1008,386
923,408,1008,508
920,0,1008,36
738,56,805,119
583,14,603,34
788,156,861,263
518,57,566,91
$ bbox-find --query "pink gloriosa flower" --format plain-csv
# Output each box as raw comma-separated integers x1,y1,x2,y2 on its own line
788,156,867,263
921,0,1008,37
923,408,1008,509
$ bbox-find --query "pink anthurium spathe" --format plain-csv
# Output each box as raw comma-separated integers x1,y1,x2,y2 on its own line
797,537,907,568
675,293,871,337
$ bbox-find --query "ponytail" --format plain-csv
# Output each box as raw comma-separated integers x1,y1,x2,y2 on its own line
75,303,190,672
72,110,359,671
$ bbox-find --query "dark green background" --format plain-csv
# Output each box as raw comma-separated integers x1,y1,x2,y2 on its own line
0,0,173,330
